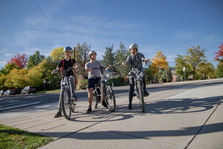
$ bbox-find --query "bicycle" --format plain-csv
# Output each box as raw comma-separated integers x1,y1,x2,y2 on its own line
53,67,76,120
129,67,145,112
91,66,116,112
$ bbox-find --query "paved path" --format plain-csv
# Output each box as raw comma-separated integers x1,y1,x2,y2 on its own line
0,79,222,149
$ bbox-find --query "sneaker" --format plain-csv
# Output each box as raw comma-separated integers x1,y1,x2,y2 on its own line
144,91,150,97
102,100,108,109
128,104,132,110
72,95,78,102
54,111,62,118
87,106,92,113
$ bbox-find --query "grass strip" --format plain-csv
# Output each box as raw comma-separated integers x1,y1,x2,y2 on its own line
0,124,53,149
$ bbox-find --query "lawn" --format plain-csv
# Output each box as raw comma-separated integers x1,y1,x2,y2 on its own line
0,124,53,149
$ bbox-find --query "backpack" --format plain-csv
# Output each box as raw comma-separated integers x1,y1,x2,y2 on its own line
60,59,74,77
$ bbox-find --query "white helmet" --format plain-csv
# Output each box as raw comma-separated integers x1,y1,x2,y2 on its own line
88,50,97,57
129,43,138,50
63,46,73,52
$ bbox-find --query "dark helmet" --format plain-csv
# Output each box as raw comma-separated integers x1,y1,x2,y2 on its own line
63,46,73,52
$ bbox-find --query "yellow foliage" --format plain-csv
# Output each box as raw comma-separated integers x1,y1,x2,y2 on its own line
50,47,64,62
152,51,168,70
27,65,43,87
5,69,28,88
151,51,168,75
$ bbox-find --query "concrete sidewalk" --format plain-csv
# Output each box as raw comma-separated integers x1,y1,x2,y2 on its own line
0,81,223,149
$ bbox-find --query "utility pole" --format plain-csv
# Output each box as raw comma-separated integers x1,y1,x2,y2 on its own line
73,46,76,89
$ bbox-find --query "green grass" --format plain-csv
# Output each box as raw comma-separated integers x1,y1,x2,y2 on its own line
0,124,53,149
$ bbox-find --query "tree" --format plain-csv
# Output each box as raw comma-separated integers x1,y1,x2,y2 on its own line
151,51,168,82
215,43,223,63
174,55,191,80
197,62,215,79
50,47,64,63
27,51,45,69
8,53,28,69
5,69,28,89
185,46,205,80
114,42,130,77
75,42,91,77
102,45,115,72
0,63,19,76
215,63,223,78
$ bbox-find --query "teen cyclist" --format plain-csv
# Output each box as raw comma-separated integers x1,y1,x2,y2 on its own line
85,51,111,113
51,46,78,118
122,43,150,110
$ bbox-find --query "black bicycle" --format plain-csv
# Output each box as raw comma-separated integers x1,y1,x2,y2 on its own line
53,67,76,120
91,66,116,112
129,67,145,112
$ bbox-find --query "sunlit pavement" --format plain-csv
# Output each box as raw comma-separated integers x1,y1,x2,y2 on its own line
0,79,222,149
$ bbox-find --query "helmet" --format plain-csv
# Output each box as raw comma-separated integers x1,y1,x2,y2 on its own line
88,50,97,57
129,43,138,50
63,46,73,52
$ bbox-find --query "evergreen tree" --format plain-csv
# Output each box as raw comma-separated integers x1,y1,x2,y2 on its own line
27,51,45,69
114,42,130,76
102,45,115,72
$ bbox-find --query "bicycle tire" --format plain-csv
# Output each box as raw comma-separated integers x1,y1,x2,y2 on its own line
136,80,145,112
61,88,72,120
93,95,99,109
104,85,116,112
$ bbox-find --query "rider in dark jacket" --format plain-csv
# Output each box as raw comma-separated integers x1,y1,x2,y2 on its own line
122,43,150,109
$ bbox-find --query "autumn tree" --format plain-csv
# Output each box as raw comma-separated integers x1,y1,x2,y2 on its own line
114,42,130,77
215,43,223,63
151,51,168,82
27,51,45,69
50,47,65,63
5,69,28,89
8,53,28,69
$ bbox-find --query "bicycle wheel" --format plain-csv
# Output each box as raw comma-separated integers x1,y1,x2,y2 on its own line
136,80,145,112
104,85,116,112
61,88,72,120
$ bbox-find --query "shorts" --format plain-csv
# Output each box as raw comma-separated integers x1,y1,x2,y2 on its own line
88,77,101,89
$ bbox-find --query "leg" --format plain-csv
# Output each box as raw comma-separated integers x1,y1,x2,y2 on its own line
88,88,93,106
129,76,134,109
69,75,77,100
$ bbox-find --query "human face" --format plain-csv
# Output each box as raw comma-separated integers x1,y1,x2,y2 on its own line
130,48,137,55
90,53,97,60
65,51,72,58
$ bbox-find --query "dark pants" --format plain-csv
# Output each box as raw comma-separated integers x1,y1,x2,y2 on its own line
129,75,147,105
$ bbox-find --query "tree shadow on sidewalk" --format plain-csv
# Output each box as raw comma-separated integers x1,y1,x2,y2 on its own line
146,96,223,114
38,122,223,139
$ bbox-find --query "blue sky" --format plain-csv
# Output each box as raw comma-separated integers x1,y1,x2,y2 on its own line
0,0,223,69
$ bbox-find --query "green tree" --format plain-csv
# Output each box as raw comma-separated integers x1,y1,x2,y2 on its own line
215,63,223,78
102,45,115,72
27,51,45,69
75,42,91,77
114,42,130,76
174,55,191,80
185,46,206,80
